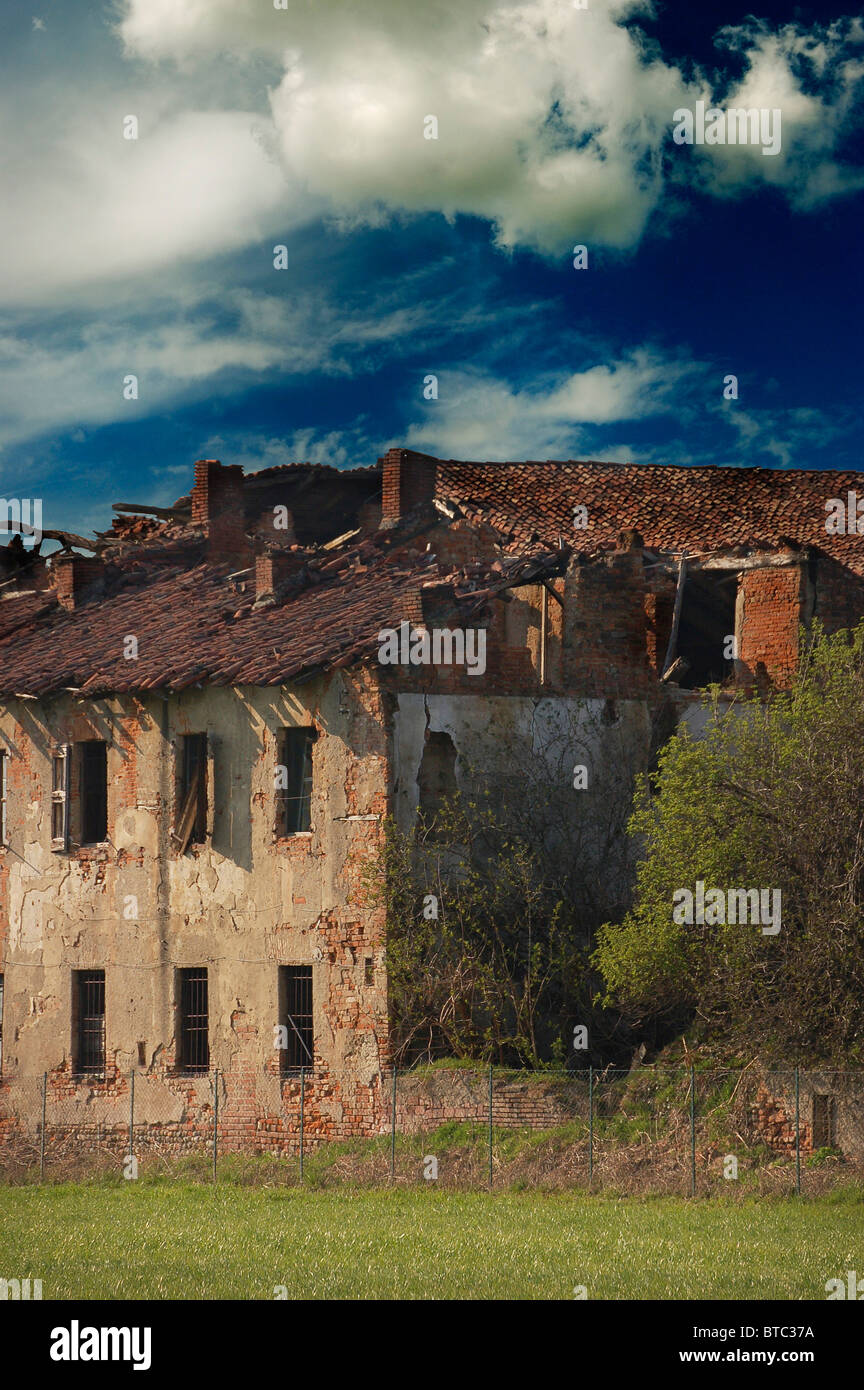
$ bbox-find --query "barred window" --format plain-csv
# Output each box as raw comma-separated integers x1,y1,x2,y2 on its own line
812,1093,835,1149
74,970,105,1074
278,966,314,1073
177,968,209,1073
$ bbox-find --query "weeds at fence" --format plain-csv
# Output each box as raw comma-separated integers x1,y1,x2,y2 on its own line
2,1067,862,1196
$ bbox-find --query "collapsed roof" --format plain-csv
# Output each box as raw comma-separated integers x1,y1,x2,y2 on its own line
0,450,860,698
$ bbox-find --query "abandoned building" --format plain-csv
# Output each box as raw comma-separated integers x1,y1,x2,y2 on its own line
0,449,863,1154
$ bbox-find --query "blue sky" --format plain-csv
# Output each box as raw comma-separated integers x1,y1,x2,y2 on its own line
0,0,862,540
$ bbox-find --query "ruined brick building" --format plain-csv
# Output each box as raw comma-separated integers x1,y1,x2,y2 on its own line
1,450,863,1150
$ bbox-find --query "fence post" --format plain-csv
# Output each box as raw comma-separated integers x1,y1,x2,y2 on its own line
800,1067,805,1200
299,1066,305,1183
128,1069,135,1169
689,1065,696,1197
487,1061,493,1192
212,1068,219,1183
588,1065,593,1187
39,1072,47,1181
390,1068,396,1182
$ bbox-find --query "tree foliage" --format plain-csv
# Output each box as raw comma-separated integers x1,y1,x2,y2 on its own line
365,704,646,1066
594,623,864,1061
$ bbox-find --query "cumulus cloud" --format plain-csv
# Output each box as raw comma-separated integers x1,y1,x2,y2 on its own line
401,355,848,467
695,19,864,206
0,93,292,305
402,349,705,458
4,3,861,306
117,0,864,260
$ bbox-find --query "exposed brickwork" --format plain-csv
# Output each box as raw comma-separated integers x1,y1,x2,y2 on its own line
53,556,104,612
738,563,804,687
395,1070,583,1133
562,551,655,698
381,449,438,527
191,459,247,561
4,453,864,1159
752,1082,812,1153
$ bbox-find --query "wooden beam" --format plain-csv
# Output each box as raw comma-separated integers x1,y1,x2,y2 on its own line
112,503,191,519
662,556,687,677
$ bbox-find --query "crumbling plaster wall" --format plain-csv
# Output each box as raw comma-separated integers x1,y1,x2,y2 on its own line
392,693,655,883
0,669,390,1144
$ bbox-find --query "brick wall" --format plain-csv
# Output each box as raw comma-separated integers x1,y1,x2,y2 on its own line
562,551,655,697
812,552,864,635
53,557,104,612
191,459,248,561
738,563,804,687
394,1069,585,1133
380,449,438,527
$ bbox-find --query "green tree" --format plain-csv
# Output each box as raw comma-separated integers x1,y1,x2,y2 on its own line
364,703,647,1067
594,623,864,1061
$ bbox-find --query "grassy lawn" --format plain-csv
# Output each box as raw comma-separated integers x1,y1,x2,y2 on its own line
2,1183,863,1299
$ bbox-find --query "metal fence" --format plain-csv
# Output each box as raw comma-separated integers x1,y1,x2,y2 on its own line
0,1065,861,1193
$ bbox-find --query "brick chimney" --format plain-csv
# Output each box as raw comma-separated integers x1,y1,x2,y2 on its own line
254,545,305,605
191,460,248,561
53,555,104,611
380,448,438,528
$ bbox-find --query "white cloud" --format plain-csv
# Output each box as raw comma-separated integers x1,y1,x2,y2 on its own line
402,350,703,458
0,96,292,304
2,3,859,309
197,426,377,474
0,281,448,451
117,0,864,260
400,355,847,467
697,20,864,206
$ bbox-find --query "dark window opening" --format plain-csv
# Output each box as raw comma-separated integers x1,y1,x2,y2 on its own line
177,968,209,1072
364,957,374,986
176,734,208,852
276,729,316,836
417,731,458,834
79,740,107,845
74,970,105,1074
600,698,620,726
812,1093,835,1149
674,571,738,689
279,965,314,1073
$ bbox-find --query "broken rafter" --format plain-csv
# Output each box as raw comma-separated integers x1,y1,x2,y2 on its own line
662,555,687,677
43,529,104,553
112,503,191,520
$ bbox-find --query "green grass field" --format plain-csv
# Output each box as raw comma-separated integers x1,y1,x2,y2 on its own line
2,1183,863,1299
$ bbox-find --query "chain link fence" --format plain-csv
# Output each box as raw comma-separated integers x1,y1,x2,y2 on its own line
0,1065,860,1192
